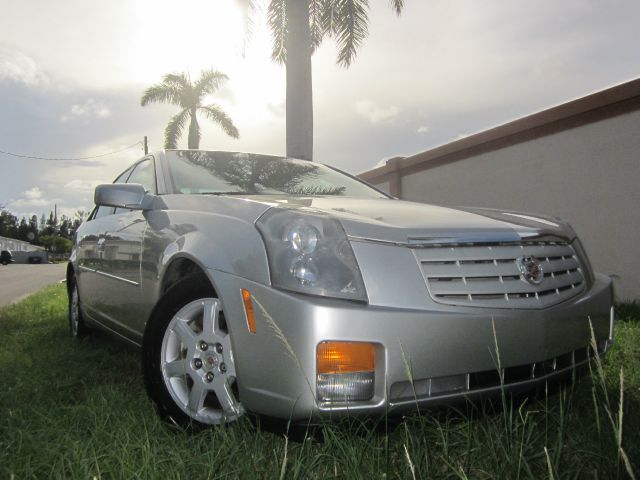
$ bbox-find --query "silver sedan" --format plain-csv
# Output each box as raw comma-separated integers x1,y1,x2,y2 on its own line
67,150,614,427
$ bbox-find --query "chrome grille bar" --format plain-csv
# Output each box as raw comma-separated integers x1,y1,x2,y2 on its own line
415,241,585,308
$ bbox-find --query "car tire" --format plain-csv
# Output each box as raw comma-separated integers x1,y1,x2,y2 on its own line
68,277,89,338
142,276,244,428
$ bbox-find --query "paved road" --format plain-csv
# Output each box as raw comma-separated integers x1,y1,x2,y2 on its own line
0,263,67,307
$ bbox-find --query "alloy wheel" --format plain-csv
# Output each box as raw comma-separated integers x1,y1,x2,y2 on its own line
160,298,243,424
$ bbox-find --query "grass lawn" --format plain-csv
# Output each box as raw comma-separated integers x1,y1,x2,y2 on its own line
0,284,638,479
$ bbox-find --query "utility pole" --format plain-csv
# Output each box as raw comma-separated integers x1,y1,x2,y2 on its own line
143,136,148,155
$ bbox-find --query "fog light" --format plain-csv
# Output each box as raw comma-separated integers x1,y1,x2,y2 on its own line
316,341,375,402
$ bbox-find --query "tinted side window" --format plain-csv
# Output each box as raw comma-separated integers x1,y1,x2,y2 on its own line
113,159,156,214
114,166,135,184
127,159,156,193
93,206,113,219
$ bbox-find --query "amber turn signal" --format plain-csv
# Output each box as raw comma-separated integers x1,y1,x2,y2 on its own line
241,288,256,334
317,341,375,374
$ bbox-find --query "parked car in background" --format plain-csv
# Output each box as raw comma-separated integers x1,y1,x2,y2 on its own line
67,150,615,427
1,250,13,265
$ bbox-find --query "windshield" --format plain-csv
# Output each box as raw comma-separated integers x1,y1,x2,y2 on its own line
165,151,387,198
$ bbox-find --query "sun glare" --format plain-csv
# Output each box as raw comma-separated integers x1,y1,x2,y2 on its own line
128,0,284,124
129,0,244,82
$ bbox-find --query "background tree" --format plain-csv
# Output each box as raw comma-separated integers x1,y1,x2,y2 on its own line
71,210,86,237
28,215,39,243
245,0,406,161
0,210,19,238
141,69,240,149
58,216,71,239
42,212,58,237
17,218,29,241
39,235,72,254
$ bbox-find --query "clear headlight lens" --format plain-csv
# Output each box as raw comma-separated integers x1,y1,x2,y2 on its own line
256,209,368,302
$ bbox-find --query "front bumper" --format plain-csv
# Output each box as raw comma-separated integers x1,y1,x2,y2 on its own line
210,269,614,421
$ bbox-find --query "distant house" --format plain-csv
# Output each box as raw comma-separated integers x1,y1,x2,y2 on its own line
0,236,48,263
359,78,640,300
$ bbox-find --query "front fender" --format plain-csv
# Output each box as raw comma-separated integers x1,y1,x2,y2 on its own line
142,209,270,294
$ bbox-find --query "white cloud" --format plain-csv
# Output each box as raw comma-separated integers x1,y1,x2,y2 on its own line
0,49,49,86
60,98,111,122
23,187,44,200
63,179,103,192
356,99,399,124
6,186,88,221
9,187,52,208
417,125,430,134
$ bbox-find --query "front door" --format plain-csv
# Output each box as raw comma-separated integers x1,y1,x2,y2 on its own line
97,157,157,343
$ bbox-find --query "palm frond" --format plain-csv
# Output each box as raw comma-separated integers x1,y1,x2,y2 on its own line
309,0,325,53
238,0,265,55
267,0,287,63
388,0,404,15
194,69,229,100
140,84,182,107
334,0,369,67
199,105,240,139
321,0,339,36
162,72,191,89
287,185,346,195
164,108,190,149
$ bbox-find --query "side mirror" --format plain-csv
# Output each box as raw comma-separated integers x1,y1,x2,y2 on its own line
94,183,151,210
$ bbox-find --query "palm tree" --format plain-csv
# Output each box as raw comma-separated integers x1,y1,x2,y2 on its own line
141,69,240,149
246,0,406,161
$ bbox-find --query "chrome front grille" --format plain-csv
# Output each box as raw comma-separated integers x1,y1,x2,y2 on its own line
414,241,585,308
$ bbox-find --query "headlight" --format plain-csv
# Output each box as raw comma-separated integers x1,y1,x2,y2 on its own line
256,209,368,302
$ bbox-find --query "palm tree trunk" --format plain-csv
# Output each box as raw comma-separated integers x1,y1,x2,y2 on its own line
285,0,313,161
188,107,200,149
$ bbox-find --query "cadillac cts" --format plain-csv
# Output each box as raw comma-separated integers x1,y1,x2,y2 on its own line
67,150,614,426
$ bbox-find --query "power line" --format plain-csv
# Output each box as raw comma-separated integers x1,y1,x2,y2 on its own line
0,141,143,161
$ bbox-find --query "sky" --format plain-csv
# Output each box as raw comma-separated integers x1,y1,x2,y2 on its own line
1,0,639,221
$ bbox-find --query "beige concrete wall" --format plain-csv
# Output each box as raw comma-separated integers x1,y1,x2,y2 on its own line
389,110,639,300
373,181,390,195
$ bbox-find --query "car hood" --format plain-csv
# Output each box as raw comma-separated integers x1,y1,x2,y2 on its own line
261,196,574,244
159,195,575,244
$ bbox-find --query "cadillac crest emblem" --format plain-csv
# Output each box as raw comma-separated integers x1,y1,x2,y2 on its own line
516,256,544,285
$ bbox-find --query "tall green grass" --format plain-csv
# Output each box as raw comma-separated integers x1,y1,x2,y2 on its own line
0,284,638,479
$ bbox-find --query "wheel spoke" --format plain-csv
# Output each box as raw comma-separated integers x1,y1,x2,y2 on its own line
202,300,217,336
172,319,195,346
212,377,237,415
212,301,225,336
163,359,187,378
188,381,206,413
218,337,235,376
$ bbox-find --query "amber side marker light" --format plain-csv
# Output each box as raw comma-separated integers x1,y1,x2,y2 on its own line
317,341,375,402
241,288,256,334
